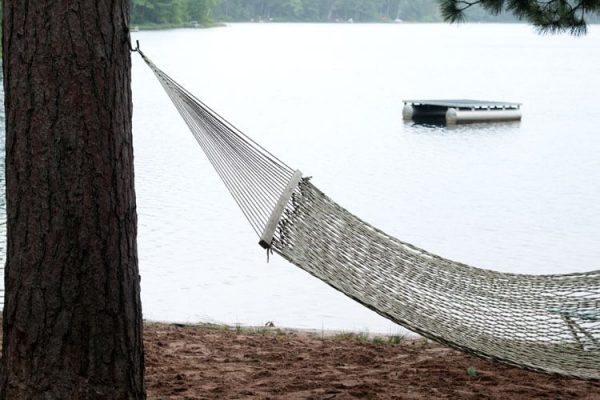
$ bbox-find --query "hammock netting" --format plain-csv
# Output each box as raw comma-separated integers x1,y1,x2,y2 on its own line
139,51,600,379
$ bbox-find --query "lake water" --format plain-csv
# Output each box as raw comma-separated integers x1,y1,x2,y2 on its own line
1,23,600,333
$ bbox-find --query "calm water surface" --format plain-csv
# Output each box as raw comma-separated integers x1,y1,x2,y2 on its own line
1,23,600,333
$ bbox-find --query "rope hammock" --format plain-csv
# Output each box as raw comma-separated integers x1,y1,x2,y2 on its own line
138,50,600,380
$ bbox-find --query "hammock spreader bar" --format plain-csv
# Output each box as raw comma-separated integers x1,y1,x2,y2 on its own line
259,170,303,249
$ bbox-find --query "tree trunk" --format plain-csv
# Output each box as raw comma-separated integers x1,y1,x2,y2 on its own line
1,1,144,399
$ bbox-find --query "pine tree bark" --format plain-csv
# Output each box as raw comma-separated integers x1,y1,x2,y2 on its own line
1,1,144,398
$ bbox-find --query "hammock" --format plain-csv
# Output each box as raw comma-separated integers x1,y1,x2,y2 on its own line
137,50,600,379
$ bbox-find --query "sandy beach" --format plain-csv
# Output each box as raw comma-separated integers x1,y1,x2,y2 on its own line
144,322,600,399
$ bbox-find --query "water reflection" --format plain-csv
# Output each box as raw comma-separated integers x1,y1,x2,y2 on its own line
405,120,522,135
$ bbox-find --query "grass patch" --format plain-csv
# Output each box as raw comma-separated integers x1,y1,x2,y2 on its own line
386,335,406,345
372,336,387,345
333,332,371,343
334,332,407,345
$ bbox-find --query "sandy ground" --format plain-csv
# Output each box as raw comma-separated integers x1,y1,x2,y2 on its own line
144,322,600,399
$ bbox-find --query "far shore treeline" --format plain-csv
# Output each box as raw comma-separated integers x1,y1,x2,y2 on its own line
130,0,549,27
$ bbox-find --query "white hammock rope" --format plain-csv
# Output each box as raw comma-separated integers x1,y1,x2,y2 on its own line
139,51,600,379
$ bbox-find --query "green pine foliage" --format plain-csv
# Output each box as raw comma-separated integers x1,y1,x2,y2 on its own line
440,0,600,35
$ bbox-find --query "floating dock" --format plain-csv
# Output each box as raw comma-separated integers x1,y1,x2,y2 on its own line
403,100,521,124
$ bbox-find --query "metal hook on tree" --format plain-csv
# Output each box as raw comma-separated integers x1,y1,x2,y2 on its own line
129,39,140,53
125,26,140,53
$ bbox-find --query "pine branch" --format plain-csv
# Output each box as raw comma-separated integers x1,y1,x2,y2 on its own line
439,0,599,34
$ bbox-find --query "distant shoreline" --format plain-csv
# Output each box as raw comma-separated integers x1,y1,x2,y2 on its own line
132,22,226,31
131,20,536,32
131,20,600,32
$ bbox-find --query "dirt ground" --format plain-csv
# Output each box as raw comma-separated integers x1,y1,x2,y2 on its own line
144,322,600,399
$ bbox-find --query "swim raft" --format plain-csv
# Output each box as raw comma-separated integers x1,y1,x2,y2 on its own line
403,100,521,124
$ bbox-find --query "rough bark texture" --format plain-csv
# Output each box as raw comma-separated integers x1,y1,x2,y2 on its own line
1,1,144,398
